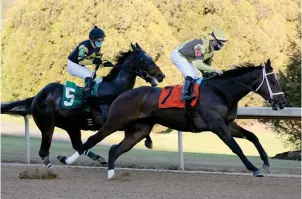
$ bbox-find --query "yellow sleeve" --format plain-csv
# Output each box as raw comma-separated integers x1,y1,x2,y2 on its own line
192,60,214,72
79,59,93,65
78,45,93,65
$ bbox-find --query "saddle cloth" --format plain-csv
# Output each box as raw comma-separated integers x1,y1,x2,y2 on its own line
158,78,204,109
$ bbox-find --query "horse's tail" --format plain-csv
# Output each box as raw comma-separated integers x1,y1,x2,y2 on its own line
1,97,35,116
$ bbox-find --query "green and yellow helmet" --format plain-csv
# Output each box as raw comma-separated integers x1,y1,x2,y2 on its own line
208,30,227,41
208,29,228,51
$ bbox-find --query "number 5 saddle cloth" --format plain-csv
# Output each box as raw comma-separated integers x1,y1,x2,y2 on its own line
61,81,101,109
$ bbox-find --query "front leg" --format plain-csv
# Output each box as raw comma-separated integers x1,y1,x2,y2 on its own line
85,150,107,164
208,118,263,177
58,128,107,165
228,122,270,173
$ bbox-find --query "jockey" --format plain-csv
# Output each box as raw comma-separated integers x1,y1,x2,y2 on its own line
170,29,227,101
67,26,114,94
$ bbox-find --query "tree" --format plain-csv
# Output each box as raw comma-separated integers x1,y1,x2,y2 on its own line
262,48,301,150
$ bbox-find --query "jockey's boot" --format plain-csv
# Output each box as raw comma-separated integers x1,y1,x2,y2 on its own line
180,76,196,102
83,77,95,98
100,104,108,121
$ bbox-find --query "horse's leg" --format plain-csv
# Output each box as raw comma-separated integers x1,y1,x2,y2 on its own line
60,93,150,164
228,122,270,173
32,108,55,169
57,128,107,165
108,122,154,179
145,135,153,149
60,119,120,165
209,118,263,177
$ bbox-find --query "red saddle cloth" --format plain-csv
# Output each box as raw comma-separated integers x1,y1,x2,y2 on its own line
158,84,200,109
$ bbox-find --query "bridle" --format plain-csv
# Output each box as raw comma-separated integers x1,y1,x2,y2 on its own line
255,66,285,100
128,50,159,82
231,66,285,103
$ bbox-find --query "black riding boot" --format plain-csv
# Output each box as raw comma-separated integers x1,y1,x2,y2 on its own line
180,76,196,102
100,104,108,121
83,77,94,97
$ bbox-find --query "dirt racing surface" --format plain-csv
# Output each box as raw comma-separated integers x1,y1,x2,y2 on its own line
1,165,301,199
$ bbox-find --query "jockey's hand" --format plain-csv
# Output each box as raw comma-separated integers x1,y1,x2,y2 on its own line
103,61,114,67
93,58,102,65
213,69,223,75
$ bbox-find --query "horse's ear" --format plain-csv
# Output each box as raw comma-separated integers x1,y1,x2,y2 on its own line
266,59,271,67
131,43,136,51
135,43,142,49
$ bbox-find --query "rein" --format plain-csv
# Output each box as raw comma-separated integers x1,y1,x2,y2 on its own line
202,67,285,104
127,52,157,81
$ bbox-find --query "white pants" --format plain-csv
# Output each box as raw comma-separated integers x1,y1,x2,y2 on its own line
170,49,200,79
67,60,102,83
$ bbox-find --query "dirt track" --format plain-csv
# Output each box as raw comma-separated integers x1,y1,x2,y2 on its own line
1,165,300,199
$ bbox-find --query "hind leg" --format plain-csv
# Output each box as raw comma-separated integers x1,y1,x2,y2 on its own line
60,97,146,164
228,122,270,173
59,119,120,165
108,122,154,179
32,109,55,169
57,128,107,165
145,135,153,149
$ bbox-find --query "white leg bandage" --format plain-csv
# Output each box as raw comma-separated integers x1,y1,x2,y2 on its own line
170,49,200,79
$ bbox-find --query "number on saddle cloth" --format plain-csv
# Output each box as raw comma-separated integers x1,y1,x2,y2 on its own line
61,81,101,109
158,78,204,109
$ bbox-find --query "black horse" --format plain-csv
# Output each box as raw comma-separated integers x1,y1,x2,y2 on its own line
1,43,165,168
60,59,287,179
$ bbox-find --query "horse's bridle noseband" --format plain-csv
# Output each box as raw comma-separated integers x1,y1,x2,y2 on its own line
232,66,285,104
255,67,284,99
128,52,158,82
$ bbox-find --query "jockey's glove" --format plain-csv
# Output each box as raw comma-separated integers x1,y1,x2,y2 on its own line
93,58,102,65
213,68,223,75
103,61,114,67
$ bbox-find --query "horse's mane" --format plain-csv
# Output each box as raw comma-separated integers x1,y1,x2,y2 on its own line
217,63,263,78
102,50,132,82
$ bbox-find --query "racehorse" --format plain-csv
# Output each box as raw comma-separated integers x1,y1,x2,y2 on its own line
1,43,165,168
60,59,287,179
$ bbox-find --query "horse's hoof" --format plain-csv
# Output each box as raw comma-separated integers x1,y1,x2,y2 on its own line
108,169,115,180
253,170,264,177
57,155,67,165
98,156,108,165
43,156,53,169
46,163,53,169
262,164,270,173
145,140,153,149
262,164,270,174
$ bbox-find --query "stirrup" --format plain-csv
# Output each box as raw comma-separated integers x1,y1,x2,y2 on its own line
180,94,196,102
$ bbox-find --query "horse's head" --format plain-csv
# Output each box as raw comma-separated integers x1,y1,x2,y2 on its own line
255,59,287,110
127,43,165,87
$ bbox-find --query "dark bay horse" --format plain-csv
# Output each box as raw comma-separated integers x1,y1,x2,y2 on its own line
60,59,287,179
1,43,165,168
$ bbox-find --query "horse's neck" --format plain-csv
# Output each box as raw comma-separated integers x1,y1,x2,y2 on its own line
113,67,136,90
215,72,258,108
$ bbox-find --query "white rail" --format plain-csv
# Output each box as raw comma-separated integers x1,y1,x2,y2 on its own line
22,107,301,166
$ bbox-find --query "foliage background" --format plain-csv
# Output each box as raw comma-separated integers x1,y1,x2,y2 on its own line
1,0,301,136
